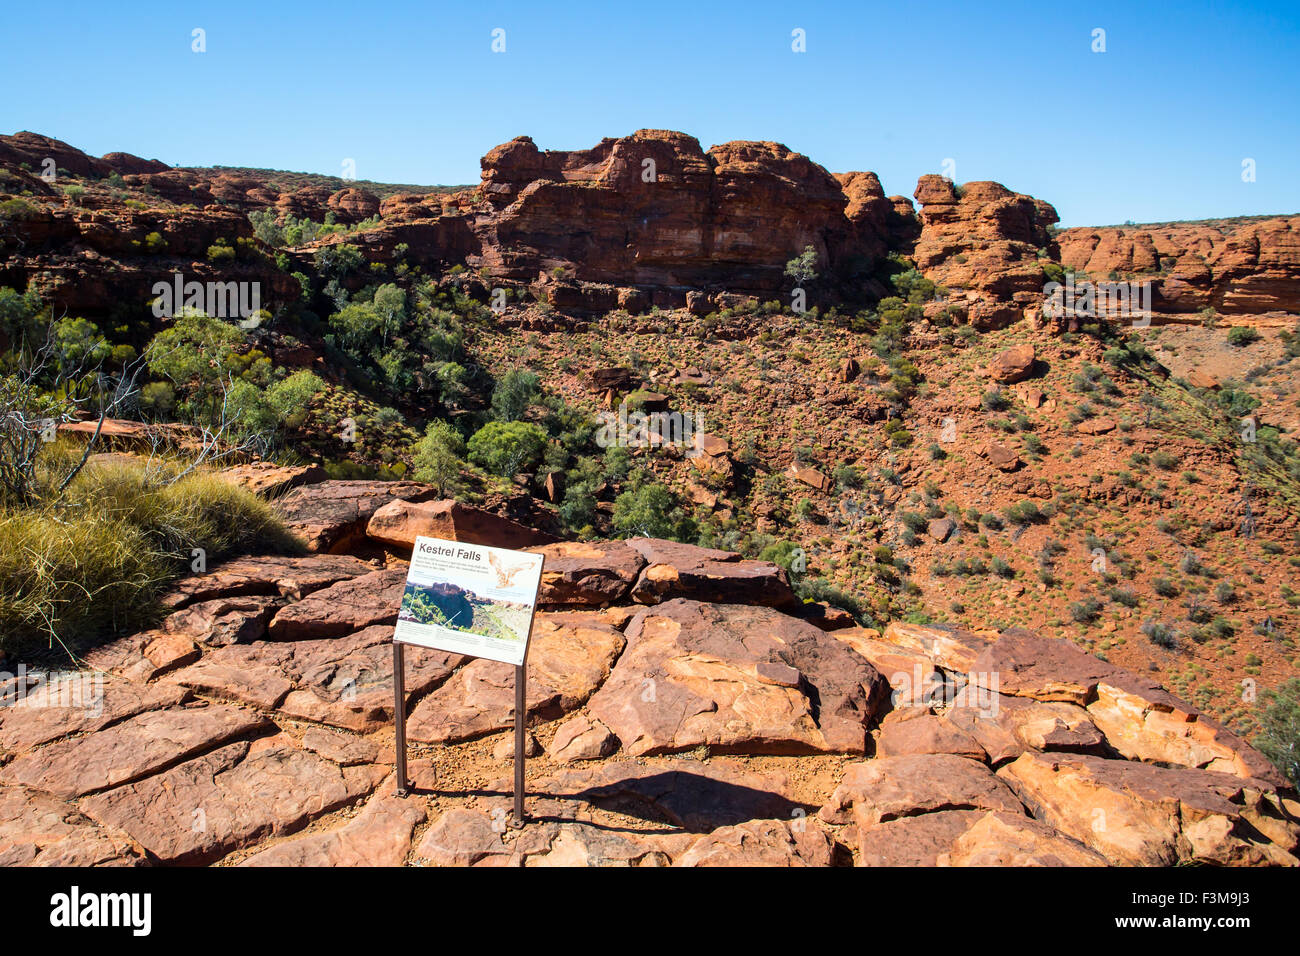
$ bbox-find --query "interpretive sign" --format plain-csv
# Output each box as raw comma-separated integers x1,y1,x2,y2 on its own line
391,536,544,823
392,536,544,666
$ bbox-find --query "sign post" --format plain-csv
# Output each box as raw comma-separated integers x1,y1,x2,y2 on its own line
514,662,526,825
392,640,408,796
390,536,545,825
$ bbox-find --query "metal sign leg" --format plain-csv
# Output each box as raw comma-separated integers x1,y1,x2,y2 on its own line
513,661,526,826
393,641,408,797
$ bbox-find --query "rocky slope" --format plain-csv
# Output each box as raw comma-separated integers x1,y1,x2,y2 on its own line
1,476,1295,867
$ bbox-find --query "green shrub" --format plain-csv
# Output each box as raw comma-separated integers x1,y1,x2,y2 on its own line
467,420,547,477
0,461,298,654
207,241,236,262
611,481,691,540
491,369,541,422
1226,326,1260,348
1254,679,1300,786
413,421,467,495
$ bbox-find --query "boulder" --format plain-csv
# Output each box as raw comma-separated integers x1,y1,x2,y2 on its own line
786,464,834,493
979,442,1021,471
587,599,888,755
1076,416,1117,435
998,751,1300,866
366,498,557,552
987,344,1036,383
674,819,835,867
927,517,955,542
218,461,326,497
272,480,440,553
528,540,645,606
547,716,619,762
626,538,798,610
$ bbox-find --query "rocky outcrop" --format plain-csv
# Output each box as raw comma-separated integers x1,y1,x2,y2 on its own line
1,531,1295,867
1057,216,1300,315
586,598,889,755
472,130,872,300
911,175,1059,325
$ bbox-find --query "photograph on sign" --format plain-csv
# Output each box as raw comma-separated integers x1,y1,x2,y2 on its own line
392,536,544,666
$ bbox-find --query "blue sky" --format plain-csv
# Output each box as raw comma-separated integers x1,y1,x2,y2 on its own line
2,0,1297,226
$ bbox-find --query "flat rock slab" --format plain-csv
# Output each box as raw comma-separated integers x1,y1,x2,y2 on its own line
407,614,625,744
0,785,142,867
166,625,462,733
160,554,374,609
820,754,1025,829
528,540,646,606
879,621,998,673
965,630,1282,784
217,461,326,497
0,704,270,799
240,791,424,866
674,818,835,867
416,808,693,867
157,595,284,647
856,809,987,866
587,599,888,756
1086,673,1285,785
831,628,941,705
272,480,439,553
875,710,987,761
80,741,385,865
944,811,1109,866
997,751,1300,866
625,538,797,610
267,568,407,640
83,630,201,683
946,693,1106,763
970,629,1118,705
852,807,1105,866
0,675,187,755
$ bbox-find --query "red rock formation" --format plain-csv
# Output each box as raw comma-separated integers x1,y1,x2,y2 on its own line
101,151,169,175
470,130,882,299
1056,216,1300,315
0,131,112,178
327,187,380,224
911,175,1060,327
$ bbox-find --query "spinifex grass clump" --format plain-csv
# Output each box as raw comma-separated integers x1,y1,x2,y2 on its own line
0,454,300,656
